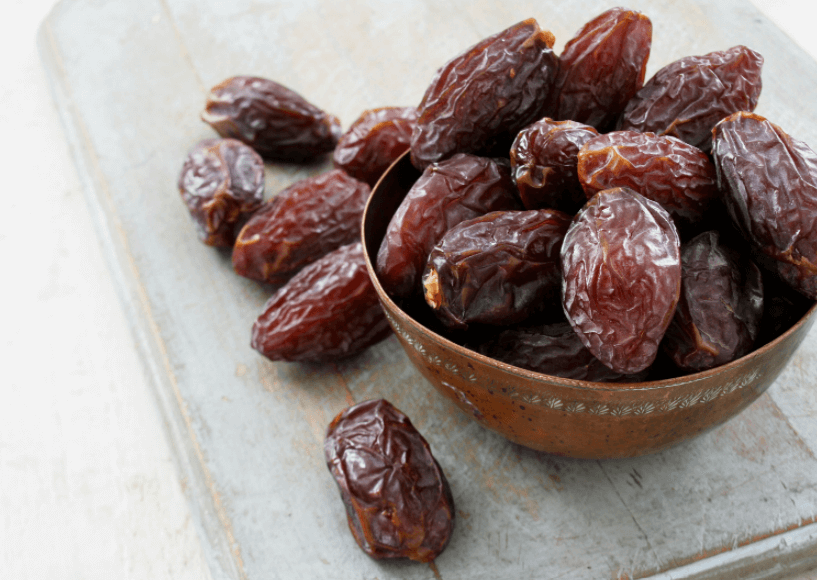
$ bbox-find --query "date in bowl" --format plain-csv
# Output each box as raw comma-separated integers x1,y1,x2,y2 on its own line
361,151,817,459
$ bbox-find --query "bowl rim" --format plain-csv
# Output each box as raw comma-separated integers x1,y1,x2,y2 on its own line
362,150,817,394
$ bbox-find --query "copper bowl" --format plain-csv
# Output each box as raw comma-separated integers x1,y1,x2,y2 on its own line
362,151,817,459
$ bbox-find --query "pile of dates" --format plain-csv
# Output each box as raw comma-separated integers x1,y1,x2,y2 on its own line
375,9,816,380
175,6,817,563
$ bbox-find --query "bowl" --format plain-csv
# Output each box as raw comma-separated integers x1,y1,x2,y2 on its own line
361,151,817,459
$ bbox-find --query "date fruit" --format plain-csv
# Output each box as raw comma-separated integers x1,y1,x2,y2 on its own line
333,107,418,186
251,242,390,362
201,76,342,162
662,231,764,372
712,112,817,299
552,8,652,132
233,169,370,284
177,138,265,247
479,322,648,382
324,399,455,562
376,153,521,300
510,118,598,213
618,45,763,152
410,18,559,170
422,210,570,329
577,131,719,227
561,187,681,374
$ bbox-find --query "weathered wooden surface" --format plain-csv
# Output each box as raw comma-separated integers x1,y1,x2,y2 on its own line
38,0,817,578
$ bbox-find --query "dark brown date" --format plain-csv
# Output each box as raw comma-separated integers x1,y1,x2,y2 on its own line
510,118,598,213
201,76,342,162
376,154,522,300
552,8,652,132
324,399,455,562
422,210,570,329
479,322,648,382
233,169,370,284
561,187,681,374
410,19,559,170
712,112,817,299
177,138,265,247
662,231,764,372
251,243,390,362
333,107,418,186
618,45,763,152
577,131,719,227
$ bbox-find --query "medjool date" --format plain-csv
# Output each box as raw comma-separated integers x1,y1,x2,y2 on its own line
552,8,652,132
177,138,265,247
662,231,764,372
712,112,817,299
561,187,681,374
251,243,390,362
376,154,521,300
333,107,418,186
422,209,570,329
618,45,763,152
577,131,719,228
324,399,455,562
410,19,559,170
479,322,648,382
201,76,342,162
233,169,370,284
510,118,598,213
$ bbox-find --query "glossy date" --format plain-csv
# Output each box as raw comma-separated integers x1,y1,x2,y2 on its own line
201,76,342,162
618,45,763,152
577,130,719,227
712,112,817,299
510,118,598,213
661,231,763,371
324,399,455,562
251,243,390,362
376,154,521,300
479,322,648,382
233,169,370,284
333,107,418,186
561,187,681,374
552,7,652,132
177,138,265,247
410,19,559,170
422,210,570,329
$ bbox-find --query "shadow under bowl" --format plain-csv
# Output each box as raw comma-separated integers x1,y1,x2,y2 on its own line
361,151,817,459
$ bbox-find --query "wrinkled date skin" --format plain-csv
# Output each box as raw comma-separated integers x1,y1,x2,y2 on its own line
479,322,648,382
552,8,652,132
422,210,570,329
713,112,817,299
333,107,418,186
177,138,265,247
376,154,521,300
662,231,764,372
201,76,342,162
410,18,559,170
510,118,598,213
577,131,719,227
561,187,682,374
233,169,370,284
324,399,455,563
251,243,391,362
618,45,764,152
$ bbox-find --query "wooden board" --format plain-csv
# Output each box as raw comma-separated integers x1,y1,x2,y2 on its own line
38,1,817,578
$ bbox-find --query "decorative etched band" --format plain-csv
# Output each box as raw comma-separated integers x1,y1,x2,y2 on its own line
384,310,764,417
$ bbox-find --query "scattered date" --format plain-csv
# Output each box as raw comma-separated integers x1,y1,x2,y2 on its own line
324,399,455,562
177,138,265,247
233,169,370,284
251,243,391,362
